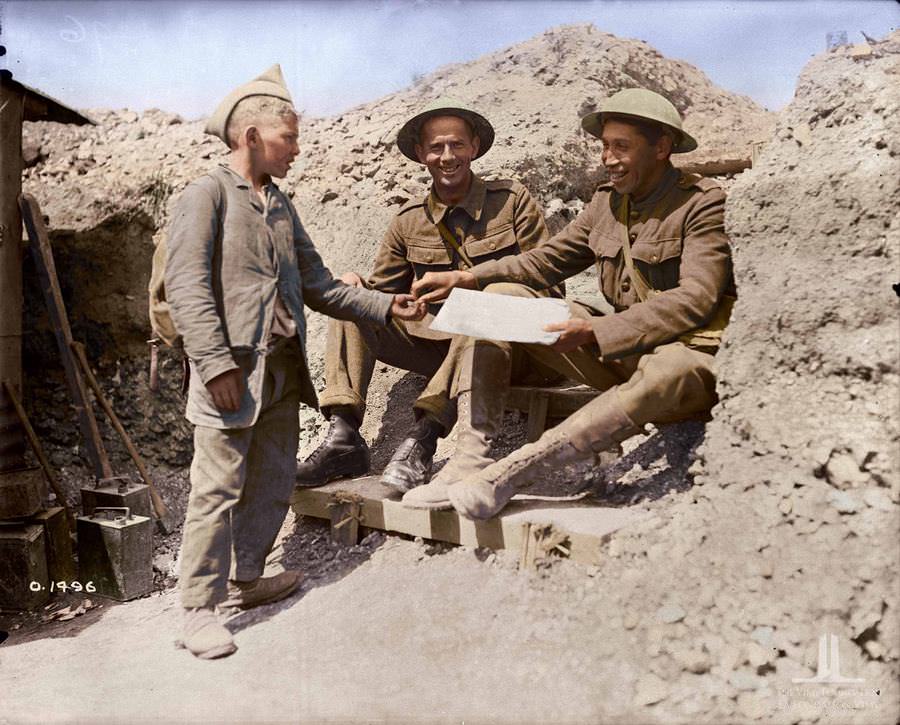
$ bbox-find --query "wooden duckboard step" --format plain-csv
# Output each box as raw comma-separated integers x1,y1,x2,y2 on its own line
290,476,645,565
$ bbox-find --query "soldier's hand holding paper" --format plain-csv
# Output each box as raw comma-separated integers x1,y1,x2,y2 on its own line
542,318,595,352
429,288,571,345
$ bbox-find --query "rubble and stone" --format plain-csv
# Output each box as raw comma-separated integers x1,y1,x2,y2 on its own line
9,25,898,723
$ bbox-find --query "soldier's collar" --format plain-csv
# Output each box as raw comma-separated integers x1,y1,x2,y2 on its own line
630,164,679,212
427,174,486,224
218,163,280,210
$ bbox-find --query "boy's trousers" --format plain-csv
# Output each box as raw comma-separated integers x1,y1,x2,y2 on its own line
179,340,302,608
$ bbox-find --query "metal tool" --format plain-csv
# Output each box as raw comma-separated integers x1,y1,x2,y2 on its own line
70,342,174,534
81,475,152,520
77,506,152,601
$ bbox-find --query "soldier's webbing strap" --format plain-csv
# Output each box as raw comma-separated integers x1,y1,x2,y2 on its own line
618,195,735,350
436,219,475,270
618,195,656,303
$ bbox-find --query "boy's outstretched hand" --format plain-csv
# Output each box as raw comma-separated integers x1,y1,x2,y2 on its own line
206,368,244,412
340,271,365,288
411,270,477,305
391,294,427,321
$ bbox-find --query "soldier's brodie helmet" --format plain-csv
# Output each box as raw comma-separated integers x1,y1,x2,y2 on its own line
580,88,698,154
396,98,495,162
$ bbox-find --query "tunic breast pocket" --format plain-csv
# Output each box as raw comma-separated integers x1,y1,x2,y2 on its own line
593,232,622,300
406,243,453,279
630,236,682,291
464,223,519,263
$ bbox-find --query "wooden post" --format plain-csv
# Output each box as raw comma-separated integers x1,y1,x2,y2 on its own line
19,194,112,480
526,390,550,443
0,84,26,471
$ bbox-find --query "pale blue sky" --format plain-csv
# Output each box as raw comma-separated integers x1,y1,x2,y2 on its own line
2,0,897,119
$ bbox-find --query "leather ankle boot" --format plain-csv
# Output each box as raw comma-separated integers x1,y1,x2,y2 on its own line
380,417,443,493
295,410,369,487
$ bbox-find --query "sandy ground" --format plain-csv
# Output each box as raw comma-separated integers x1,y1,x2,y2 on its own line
2,421,711,725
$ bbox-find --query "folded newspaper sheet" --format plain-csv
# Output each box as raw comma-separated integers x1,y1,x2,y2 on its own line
429,288,571,344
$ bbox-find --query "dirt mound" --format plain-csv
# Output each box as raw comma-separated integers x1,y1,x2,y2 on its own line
20,24,774,470
572,33,899,721
22,24,772,356
8,28,899,723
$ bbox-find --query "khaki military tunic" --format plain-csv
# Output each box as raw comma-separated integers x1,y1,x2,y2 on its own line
320,174,559,428
470,167,735,359
460,166,735,428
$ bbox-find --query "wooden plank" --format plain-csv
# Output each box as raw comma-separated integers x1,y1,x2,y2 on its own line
0,85,26,471
3,380,73,528
19,194,112,480
507,384,599,419
291,476,644,565
525,391,550,442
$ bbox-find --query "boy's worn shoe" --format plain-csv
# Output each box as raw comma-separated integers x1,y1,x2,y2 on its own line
180,607,237,660
221,570,302,609
380,417,443,493
296,414,369,487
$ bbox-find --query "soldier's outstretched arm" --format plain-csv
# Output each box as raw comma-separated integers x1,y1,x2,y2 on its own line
412,269,478,304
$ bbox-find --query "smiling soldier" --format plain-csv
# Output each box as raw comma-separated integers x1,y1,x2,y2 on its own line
405,88,736,516
295,99,560,493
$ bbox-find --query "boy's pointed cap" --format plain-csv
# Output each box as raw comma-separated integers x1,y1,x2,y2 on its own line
205,64,294,144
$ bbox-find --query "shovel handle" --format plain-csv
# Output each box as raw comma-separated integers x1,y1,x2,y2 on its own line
70,342,173,533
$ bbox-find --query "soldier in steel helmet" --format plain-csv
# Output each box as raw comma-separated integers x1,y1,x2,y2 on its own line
404,88,737,517
295,99,561,493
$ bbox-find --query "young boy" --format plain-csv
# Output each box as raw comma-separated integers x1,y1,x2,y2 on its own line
165,65,423,659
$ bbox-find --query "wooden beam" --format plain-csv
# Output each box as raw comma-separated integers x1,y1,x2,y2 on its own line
19,194,113,480
291,476,644,565
0,85,25,471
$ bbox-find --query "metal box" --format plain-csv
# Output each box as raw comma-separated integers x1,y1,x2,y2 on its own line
28,506,76,583
77,507,152,601
0,466,45,519
0,522,49,610
81,476,151,519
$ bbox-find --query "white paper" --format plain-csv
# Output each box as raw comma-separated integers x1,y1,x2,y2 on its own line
429,288,571,344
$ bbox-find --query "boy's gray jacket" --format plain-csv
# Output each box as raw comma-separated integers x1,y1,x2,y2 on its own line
165,165,393,429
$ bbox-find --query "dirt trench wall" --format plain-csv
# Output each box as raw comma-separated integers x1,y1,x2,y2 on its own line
696,31,899,705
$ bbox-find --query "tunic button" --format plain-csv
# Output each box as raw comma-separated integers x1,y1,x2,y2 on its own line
621,280,631,292
650,254,658,262
488,242,497,250
629,210,640,219
629,233,637,242
425,253,433,262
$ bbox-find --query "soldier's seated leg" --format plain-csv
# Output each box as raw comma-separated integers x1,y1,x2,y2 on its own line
449,388,642,519
298,316,450,486
448,341,717,519
380,414,445,493
295,406,369,487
